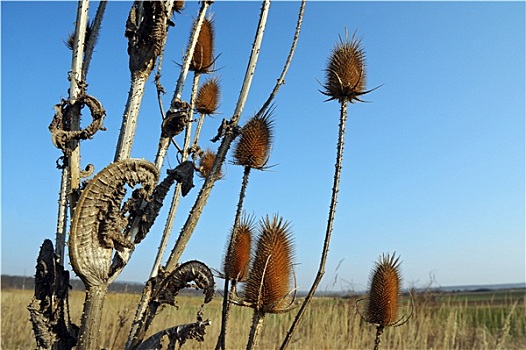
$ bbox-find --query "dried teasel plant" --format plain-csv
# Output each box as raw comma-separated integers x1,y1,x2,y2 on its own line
222,215,254,284
193,76,221,149
216,109,275,349
197,148,223,179
233,109,274,170
242,215,296,349
357,253,413,350
321,30,370,103
281,29,377,350
190,16,216,74
195,76,220,116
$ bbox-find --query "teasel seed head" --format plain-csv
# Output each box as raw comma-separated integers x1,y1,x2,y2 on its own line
366,253,402,327
190,17,215,73
244,215,295,313
173,1,185,13
232,109,274,170
322,31,368,103
197,148,223,179
195,76,220,115
223,215,254,283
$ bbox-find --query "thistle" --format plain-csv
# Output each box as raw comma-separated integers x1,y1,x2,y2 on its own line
233,109,274,170
190,17,215,74
358,253,412,350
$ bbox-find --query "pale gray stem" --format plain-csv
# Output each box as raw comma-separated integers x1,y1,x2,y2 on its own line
246,311,266,350
115,73,148,161
280,99,348,350
163,0,271,273
77,284,108,350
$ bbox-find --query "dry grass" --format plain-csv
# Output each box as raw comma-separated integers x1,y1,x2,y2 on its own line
2,288,525,349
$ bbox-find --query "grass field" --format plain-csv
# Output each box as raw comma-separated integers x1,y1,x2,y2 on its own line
2,288,524,349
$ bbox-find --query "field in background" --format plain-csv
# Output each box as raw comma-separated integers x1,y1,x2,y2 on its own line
2,288,524,349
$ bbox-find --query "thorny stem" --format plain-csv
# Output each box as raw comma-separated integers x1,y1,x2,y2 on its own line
246,311,266,350
217,166,252,349
374,325,384,350
280,99,349,349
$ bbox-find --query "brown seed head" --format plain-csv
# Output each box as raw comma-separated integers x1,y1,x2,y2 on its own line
196,77,220,115
322,31,367,103
173,1,185,13
190,17,214,73
244,215,295,313
233,110,274,170
197,148,223,179
366,253,402,327
223,216,254,282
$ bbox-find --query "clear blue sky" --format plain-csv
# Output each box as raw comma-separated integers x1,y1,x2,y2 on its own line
2,1,524,292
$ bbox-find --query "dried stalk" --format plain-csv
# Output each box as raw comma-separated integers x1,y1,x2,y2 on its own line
280,100,348,349
82,0,106,79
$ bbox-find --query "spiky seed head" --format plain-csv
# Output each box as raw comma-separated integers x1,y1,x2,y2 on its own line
233,110,274,170
190,17,214,73
322,31,367,103
196,77,220,115
244,215,295,313
366,253,402,327
223,217,254,282
173,1,185,13
197,148,222,179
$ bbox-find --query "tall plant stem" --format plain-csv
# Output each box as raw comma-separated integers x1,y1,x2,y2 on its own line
77,285,108,350
163,0,270,273
82,0,106,79
216,166,252,350
280,99,349,349
247,311,266,350
115,73,149,161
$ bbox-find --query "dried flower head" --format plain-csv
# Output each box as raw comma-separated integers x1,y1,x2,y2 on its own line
223,216,254,282
197,148,222,179
366,253,402,327
322,31,368,103
232,110,274,170
244,215,295,313
196,77,220,115
190,17,215,73
173,1,185,13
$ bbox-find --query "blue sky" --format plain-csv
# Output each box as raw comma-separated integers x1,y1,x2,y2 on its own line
2,1,525,293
